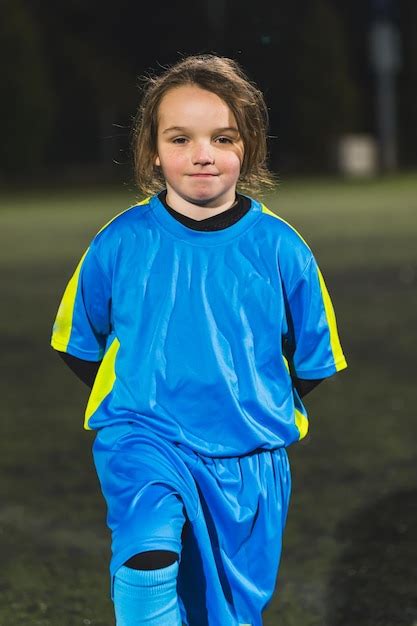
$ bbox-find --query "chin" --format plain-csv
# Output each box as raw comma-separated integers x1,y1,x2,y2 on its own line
183,190,219,206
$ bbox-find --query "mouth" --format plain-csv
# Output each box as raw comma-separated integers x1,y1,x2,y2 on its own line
189,174,218,178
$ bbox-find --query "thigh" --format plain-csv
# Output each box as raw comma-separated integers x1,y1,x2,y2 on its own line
177,446,291,625
92,424,188,579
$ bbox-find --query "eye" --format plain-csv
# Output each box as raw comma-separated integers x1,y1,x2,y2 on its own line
172,137,188,144
215,136,233,144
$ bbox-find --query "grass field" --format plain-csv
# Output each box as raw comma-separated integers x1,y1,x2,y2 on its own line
1,173,417,625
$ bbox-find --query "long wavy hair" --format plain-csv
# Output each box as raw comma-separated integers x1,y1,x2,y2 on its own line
132,54,276,197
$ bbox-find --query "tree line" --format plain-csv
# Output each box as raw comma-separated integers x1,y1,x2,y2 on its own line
2,0,416,182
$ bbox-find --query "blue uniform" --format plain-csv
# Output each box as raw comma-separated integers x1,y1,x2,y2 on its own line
51,194,347,625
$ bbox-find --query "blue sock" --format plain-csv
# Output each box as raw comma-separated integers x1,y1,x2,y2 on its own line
113,560,182,625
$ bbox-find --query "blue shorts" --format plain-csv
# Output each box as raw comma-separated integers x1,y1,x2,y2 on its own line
92,423,291,626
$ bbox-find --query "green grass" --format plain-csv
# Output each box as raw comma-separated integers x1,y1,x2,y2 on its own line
1,173,417,625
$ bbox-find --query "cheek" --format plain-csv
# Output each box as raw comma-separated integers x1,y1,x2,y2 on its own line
222,151,243,176
159,148,187,172
225,142,244,171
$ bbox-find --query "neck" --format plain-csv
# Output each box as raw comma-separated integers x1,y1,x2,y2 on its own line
165,188,237,221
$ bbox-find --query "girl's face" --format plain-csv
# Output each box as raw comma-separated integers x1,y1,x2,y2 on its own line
155,85,244,210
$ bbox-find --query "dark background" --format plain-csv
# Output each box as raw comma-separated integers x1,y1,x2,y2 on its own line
1,0,416,184
1,2,417,625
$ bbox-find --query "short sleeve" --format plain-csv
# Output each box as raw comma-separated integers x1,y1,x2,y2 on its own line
284,256,347,379
51,244,111,361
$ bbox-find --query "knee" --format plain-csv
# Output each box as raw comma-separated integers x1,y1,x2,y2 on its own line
124,550,179,570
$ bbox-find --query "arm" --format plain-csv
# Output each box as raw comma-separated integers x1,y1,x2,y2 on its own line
284,254,347,386
58,351,101,388
51,243,112,370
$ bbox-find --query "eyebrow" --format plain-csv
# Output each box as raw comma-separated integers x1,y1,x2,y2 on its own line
162,126,240,135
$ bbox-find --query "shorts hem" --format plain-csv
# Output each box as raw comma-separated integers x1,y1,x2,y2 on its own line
109,538,182,600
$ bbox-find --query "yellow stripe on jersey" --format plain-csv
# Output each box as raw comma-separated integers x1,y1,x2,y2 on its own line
83,199,149,427
264,201,345,440
51,198,150,354
283,355,309,440
84,336,120,429
295,408,309,440
262,202,347,372
96,196,151,235
51,248,89,351
317,268,347,371
260,203,310,248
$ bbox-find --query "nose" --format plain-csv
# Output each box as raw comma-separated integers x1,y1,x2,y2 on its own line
191,142,214,165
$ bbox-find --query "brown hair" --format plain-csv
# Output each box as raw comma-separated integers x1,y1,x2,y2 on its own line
133,54,276,197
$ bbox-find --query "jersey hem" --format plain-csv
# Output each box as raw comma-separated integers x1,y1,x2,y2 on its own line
295,357,347,379
50,338,103,361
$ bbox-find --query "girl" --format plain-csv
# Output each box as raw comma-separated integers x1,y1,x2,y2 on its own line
51,54,347,626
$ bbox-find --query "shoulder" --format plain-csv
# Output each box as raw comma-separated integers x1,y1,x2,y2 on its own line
250,197,316,287
249,197,313,259
93,197,153,245
255,199,311,252
82,197,154,275
86,197,154,260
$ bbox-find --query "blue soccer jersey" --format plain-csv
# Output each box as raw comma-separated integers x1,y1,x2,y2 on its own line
51,194,347,456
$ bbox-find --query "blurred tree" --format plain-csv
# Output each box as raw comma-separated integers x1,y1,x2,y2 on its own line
9,0,416,178
331,0,417,169
29,1,136,171
397,0,417,167
278,0,359,170
0,0,55,176
28,0,210,177
226,0,359,172
330,0,375,136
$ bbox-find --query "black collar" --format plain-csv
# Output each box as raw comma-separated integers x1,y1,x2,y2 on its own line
157,190,251,231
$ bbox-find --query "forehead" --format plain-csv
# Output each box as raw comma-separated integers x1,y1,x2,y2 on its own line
157,85,237,130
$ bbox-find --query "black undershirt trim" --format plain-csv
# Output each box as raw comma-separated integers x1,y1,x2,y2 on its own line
158,190,251,231
58,350,323,397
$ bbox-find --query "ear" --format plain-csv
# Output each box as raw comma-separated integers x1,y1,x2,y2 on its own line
155,154,161,167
